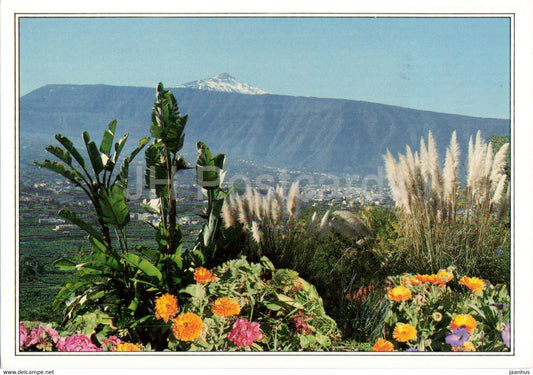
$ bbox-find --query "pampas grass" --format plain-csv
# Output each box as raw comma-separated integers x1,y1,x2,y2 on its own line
220,182,370,268
384,130,510,279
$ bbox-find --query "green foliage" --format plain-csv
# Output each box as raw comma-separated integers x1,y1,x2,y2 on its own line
192,141,230,267
144,83,190,257
98,186,130,229
62,310,117,338
35,120,149,245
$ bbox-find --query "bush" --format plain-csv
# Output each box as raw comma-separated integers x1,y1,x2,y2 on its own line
372,268,510,352
164,256,341,351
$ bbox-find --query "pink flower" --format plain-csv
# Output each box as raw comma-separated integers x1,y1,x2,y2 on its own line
227,318,263,347
101,335,123,350
39,326,59,344
23,324,59,350
20,322,29,348
25,329,40,347
56,334,103,352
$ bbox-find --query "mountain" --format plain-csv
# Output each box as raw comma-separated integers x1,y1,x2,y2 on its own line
174,73,269,95
20,83,510,175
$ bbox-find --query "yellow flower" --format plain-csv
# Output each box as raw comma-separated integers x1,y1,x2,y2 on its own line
434,269,454,286
388,285,412,302
450,314,477,334
172,312,204,341
392,323,417,342
427,274,439,284
211,297,241,317
113,342,141,351
154,293,178,323
451,341,476,352
372,338,394,351
194,267,217,284
459,276,486,294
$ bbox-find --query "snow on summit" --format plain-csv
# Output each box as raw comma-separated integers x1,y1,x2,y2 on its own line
174,73,269,95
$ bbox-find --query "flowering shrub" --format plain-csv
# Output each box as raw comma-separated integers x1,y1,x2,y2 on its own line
19,321,143,352
376,267,510,352
147,256,341,351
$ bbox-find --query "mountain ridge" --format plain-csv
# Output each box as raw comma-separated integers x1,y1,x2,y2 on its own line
20,83,510,175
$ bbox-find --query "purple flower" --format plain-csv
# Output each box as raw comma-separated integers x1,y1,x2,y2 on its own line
405,348,421,352
227,318,263,347
445,327,470,347
56,334,103,352
502,322,510,348
496,248,503,256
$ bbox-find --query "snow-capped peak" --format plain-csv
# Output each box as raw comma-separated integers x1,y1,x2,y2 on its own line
174,73,269,95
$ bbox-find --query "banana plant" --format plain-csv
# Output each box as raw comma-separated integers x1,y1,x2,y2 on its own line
35,120,149,248
143,82,192,296
34,120,156,339
192,141,229,266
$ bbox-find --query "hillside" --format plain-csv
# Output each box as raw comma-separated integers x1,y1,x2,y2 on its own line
20,84,510,175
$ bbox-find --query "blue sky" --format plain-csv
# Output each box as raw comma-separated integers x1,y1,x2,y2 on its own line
19,17,511,118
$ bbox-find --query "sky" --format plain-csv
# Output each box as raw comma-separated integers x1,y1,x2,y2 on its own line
19,17,511,118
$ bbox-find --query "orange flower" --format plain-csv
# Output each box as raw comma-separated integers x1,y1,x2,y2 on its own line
459,276,485,294
113,342,141,351
392,323,417,342
211,297,241,317
172,312,204,341
450,314,477,334
427,274,439,284
434,269,454,286
372,338,394,351
388,285,412,302
415,274,431,283
154,293,178,323
451,341,476,352
194,267,217,284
